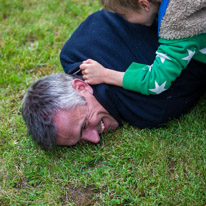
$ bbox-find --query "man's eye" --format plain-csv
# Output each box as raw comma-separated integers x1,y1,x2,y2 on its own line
83,122,87,130
80,122,87,138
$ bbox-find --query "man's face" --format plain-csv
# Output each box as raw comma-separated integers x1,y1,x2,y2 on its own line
54,79,119,146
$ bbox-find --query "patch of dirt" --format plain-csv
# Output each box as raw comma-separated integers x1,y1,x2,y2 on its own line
62,184,100,206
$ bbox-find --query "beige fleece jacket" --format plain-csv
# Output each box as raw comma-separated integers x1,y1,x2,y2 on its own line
159,0,206,39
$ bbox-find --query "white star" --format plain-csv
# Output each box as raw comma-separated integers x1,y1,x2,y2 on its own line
199,48,206,54
149,81,167,94
182,49,195,62
156,51,171,63
148,64,152,72
143,65,153,71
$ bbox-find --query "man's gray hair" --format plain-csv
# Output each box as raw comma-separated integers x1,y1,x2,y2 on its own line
22,73,86,150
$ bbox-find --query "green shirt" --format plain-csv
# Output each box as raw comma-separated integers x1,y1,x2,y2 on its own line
123,33,206,95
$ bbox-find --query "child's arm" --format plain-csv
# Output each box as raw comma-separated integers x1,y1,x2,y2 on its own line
79,59,124,87
80,35,205,95
122,35,205,95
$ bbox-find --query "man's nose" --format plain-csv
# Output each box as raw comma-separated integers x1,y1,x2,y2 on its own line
82,129,100,143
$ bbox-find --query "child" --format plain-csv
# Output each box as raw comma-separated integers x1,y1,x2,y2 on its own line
80,0,206,95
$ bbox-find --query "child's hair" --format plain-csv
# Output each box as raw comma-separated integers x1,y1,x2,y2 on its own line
100,0,161,12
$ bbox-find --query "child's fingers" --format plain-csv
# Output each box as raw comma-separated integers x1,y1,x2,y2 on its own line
82,59,94,64
82,68,89,75
79,63,87,70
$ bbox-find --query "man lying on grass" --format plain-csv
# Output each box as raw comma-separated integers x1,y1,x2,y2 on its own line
22,10,206,150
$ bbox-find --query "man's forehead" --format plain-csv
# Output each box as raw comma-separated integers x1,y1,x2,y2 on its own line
56,106,85,120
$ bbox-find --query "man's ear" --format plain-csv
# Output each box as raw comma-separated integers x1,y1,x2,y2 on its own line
72,79,93,95
138,0,150,11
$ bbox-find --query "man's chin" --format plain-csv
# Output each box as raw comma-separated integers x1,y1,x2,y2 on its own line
110,122,119,131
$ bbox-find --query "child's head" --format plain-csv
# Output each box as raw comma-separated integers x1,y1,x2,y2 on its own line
100,0,161,26
100,0,161,12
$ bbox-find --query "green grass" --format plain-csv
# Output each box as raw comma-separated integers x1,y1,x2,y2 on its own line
0,0,206,205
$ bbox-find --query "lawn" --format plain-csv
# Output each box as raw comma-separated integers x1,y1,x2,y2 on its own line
0,0,206,205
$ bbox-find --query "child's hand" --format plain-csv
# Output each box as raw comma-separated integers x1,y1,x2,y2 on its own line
80,59,107,85
80,59,124,87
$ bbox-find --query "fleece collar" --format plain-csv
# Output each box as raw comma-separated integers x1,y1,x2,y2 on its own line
158,0,206,39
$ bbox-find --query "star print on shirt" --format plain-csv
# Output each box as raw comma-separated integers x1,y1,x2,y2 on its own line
156,51,171,63
149,81,167,94
182,49,195,62
143,65,153,72
148,65,152,72
199,48,206,54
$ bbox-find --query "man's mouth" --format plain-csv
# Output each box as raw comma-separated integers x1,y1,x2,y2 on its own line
100,120,105,133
